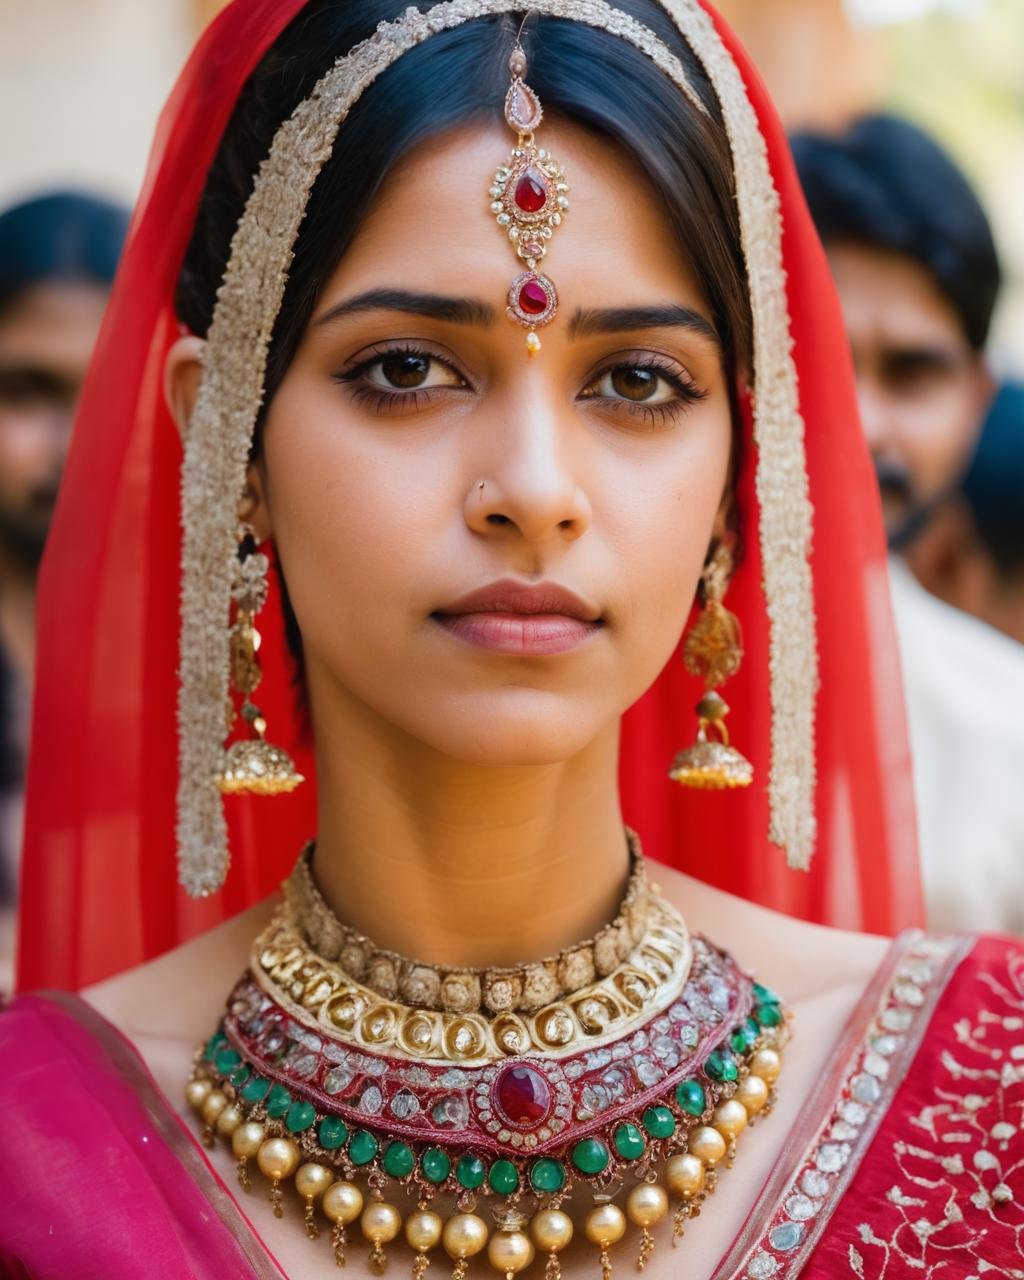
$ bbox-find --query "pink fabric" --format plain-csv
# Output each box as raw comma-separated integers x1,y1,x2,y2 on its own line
0,994,283,1280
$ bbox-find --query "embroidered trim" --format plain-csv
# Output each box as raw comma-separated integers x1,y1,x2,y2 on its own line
713,931,972,1280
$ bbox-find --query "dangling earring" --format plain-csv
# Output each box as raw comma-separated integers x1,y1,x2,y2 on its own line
216,524,304,796
669,545,753,790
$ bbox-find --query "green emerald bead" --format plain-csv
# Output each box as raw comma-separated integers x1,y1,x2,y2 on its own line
730,1019,760,1054
705,1051,739,1083
383,1141,415,1178
214,1046,242,1075
571,1138,610,1176
349,1130,379,1166
229,1063,251,1087
752,982,780,1006
613,1123,645,1161
530,1158,566,1193
204,1031,227,1061
266,1083,292,1118
319,1116,349,1150
456,1155,486,1190
675,1079,707,1117
421,1148,452,1185
488,1159,520,1196
285,1100,316,1133
240,1075,270,1104
756,1002,783,1028
642,1106,676,1139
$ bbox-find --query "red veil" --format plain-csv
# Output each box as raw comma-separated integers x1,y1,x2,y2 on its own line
16,0,922,992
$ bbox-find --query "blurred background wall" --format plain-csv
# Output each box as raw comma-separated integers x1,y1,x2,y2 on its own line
0,0,1020,368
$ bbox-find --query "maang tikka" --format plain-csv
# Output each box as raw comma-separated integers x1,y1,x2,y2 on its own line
669,545,754,790
489,29,570,355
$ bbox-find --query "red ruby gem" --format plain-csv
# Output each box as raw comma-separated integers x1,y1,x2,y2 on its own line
514,168,548,214
518,279,549,315
494,1065,552,1127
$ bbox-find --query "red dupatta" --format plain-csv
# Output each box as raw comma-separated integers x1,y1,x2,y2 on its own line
17,0,923,992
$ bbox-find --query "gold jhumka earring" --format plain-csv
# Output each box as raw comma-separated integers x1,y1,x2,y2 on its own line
216,525,304,796
669,545,754,790
489,27,570,356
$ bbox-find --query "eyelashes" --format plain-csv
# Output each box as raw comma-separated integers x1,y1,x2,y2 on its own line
334,343,708,427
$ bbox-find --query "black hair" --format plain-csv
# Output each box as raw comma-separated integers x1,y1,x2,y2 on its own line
962,381,1024,580
0,190,129,319
790,113,1001,351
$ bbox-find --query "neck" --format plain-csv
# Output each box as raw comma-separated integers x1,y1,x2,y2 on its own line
0,550,37,687
309,685,630,971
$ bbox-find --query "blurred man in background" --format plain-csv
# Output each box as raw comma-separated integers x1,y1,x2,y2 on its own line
793,115,1024,934
0,191,128,988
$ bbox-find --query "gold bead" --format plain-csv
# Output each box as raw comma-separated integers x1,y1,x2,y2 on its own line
487,1230,535,1275
323,1181,364,1225
295,1162,334,1201
213,1103,241,1137
530,1208,573,1253
584,1203,627,1247
231,1120,266,1160
712,1098,749,1139
443,1213,490,1260
737,1072,770,1115
626,1183,669,1228
201,1089,228,1126
749,1048,781,1083
361,1202,403,1245
665,1154,705,1200
405,1209,443,1253
256,1137,300,1181
185,1078,212,1110
688,1125,727,1167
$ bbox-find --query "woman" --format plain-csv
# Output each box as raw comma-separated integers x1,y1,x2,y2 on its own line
3,1,1019,1278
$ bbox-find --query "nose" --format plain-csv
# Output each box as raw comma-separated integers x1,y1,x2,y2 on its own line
464,398,591,545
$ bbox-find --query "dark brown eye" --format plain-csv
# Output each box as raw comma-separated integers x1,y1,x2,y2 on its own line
379,352,431,388
610,366,659,401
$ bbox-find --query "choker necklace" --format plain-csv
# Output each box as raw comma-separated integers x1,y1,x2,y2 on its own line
187,835,789,1278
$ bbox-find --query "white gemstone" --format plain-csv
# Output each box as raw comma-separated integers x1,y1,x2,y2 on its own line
785,1194,817,1222
653,1035,681,1067
838,1100,868,1126
498,1128,511,1142
899,961,933,985
290,1053,319,1080
497,214,510,227
893,982,924,1007
432,1095,469,1128
747,1253,780,1278
816,1143,850,1173
390,1088,420,1119
358,1085,384,1115
636,1059,663,1087
872,1034,902,1057
864,1052,890,1079
880,1007,913,1032
852,1073,882,1105
581,1084,610,1114
769,1222,805,1251
324,1066,354,1095
601,1068,628,1100
556,196,569,210
801,1169,830,1197
489,186,502,198
830,1121,858,1142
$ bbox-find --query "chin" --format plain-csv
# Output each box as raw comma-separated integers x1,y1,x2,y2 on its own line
414,696,612,767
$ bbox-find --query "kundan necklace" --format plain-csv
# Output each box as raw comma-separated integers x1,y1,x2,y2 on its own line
187,834,789,1278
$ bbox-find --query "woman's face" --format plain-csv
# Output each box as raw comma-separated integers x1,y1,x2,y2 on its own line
254,120,734,766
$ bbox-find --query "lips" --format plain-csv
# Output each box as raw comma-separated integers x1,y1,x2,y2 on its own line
432,579,602,656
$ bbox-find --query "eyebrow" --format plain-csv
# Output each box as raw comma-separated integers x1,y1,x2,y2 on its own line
569,304,721,345
312,289,721,347
313,288,495,329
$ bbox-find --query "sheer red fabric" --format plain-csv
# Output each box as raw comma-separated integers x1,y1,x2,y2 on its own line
16,0,923,993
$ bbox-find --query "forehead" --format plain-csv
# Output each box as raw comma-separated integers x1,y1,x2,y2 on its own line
0,280,109,363
826,242,968,352
326,118,708,313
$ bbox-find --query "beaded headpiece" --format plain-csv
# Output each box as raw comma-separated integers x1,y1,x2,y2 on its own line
177,0,816,896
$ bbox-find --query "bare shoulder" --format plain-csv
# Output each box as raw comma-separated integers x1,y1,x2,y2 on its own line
85,896,278,1044
648,857,892,1002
